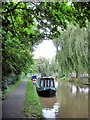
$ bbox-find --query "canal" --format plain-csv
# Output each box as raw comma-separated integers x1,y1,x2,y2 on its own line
39,82,89,118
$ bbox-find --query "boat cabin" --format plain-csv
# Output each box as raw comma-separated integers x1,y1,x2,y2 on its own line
37,77,56,97
40,77,55,87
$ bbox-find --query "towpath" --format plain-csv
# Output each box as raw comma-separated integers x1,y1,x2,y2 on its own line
2,77,28,118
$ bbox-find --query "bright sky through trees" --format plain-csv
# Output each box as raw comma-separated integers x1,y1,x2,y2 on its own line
33,40,56,60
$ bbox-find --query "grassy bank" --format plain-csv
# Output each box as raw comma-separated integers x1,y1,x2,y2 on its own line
59,76,89,85
23,79,44,119
68,77,90,85
2,72,25,100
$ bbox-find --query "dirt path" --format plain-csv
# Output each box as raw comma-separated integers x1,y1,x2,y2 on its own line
2,77,28,118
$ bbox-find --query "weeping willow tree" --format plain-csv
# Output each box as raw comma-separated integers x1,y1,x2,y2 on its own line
53,24,88,78
34,57,59,77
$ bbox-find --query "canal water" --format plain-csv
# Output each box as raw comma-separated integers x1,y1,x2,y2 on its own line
39,82,89,119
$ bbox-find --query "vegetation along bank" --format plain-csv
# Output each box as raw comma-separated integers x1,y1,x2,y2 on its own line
2,72,25,100
22,78,44,119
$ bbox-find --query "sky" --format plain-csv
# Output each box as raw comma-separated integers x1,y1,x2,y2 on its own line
33,40,56,60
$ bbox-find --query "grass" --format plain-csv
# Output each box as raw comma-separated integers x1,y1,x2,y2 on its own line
23,79,44,119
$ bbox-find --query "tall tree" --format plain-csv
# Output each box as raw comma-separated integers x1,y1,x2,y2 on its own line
53,24,88,77
2,1,90,87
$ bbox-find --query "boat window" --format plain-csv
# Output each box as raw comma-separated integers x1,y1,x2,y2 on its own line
51,80,53,87
40,80,43,87
40,78,55,87
44,80,46,87
43,80,45,87
49,79,51,87
44,79,49,87
51,79,55,87
48,80,49,87
45,80,46,87
46,80,48,87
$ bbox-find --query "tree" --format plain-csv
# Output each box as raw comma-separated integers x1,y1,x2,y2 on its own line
34,57,50,77
53,24,88,77
2,1,90,87
2,2,37,87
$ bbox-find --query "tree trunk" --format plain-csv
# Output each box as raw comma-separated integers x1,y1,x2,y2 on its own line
75,69,78,78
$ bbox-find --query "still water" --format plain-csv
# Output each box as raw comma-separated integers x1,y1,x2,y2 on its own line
40,82,89,119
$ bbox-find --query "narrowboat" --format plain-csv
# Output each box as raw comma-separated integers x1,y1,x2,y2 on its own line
36,77,56,97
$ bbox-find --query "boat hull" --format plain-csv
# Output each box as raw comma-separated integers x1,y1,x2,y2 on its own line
36,87,56,97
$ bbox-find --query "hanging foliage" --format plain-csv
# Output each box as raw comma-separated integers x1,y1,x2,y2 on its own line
53,24,88,77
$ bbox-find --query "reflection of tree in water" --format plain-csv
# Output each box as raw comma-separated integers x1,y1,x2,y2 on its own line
68,83,89,96
40,97,60,119
42,103,60,119
40,97,57,108
56,83,88,118
78,86,89,94
71,85,77,96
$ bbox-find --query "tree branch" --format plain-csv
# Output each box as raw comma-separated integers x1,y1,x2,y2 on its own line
2,2,20,14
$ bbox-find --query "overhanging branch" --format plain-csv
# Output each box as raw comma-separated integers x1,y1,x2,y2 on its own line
2,2,20,14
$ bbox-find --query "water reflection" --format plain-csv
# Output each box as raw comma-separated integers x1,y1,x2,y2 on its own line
40,82,89,118
42,103,59,119
56,82,88,118
79,87,89,94
71,85,77,96
71,85,89,96
40,97,60,119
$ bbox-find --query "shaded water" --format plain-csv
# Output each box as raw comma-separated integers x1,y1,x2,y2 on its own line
40,82,89,119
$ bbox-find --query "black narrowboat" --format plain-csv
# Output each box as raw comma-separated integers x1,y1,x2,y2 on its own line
36,77,56,97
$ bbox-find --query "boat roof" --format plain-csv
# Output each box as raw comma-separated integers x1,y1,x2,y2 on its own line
40,77,54,80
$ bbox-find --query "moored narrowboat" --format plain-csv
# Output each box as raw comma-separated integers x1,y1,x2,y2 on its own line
36,77,56,97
